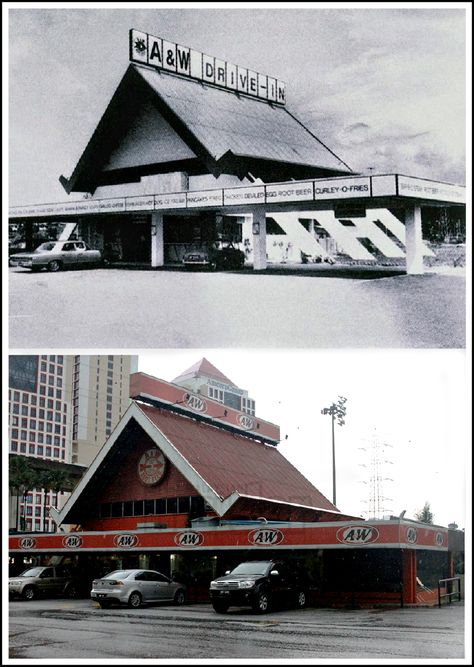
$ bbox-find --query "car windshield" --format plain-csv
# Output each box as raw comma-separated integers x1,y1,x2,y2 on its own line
230,562,271,576
34,242,56,252
101,570,134,580
19,567,44,577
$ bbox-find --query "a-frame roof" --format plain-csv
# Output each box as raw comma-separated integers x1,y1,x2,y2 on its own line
172,357,237,387
60,64,352,194
57,400,345,526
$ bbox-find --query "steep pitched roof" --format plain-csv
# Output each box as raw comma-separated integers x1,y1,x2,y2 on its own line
60,64,352,193
172,357,236,387
57,401,341,526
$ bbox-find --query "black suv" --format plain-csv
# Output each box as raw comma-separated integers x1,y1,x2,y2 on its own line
209,560,308,614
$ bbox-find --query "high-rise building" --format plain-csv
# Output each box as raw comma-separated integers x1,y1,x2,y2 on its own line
71,355,138,465
172,357,256,415
8,354,137,531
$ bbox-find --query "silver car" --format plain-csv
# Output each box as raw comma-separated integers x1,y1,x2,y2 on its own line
91,569,186,609
9,565,78,600
9,240,102,272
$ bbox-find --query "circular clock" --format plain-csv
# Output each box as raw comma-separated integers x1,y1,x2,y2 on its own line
137,448,166,486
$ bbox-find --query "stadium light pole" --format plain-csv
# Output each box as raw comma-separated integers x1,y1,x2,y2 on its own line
321,396,347,506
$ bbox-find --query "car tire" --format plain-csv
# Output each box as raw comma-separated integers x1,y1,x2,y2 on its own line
252,589,270,614
128,591,142,608
174,589,186,605
296,590,307,608
212,601,229,614
98,600,112,609
48,260,61,272
22,586,36,601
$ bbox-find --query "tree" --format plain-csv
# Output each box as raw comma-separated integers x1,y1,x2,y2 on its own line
9,456,39,531
44,470,75,530
415,502,434,524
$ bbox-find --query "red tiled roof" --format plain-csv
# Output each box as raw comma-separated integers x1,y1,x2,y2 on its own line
137,402,337,512
172,357,236,387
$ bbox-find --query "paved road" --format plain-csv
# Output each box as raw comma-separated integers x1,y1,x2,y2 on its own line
8,266,465,349
8,599,466,661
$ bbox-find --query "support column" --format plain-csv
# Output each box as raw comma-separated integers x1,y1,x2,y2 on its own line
404,205,424,274
402,549,417,604
251,207,267,271
151,212,164,268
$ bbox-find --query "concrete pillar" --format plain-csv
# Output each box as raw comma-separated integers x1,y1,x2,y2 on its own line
151,212,164,268
405,205,424,274
251,207,267,271
402,549,417,604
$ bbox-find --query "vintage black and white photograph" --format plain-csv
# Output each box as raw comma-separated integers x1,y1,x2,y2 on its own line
4,2,470,665
7,4,467,349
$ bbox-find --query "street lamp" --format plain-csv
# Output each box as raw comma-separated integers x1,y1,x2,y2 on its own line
321,396,347,506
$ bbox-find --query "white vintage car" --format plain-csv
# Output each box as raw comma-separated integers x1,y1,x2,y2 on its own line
9,240,102,272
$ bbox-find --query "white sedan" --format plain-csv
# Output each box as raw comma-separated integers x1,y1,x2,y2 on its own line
9,240,102,272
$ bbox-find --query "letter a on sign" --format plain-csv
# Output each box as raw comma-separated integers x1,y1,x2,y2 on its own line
149,36,163,67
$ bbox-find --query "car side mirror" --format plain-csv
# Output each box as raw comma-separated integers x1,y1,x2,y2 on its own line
270,570,279,576
225,570,230,575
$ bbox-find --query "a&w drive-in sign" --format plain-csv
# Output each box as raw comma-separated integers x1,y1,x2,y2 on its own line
129,28,286,105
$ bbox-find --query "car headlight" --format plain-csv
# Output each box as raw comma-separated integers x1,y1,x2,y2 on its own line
9,581,22,586
210,581,218,589
239,580,255,589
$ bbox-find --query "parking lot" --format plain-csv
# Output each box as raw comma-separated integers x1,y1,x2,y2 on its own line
8,598,466,661
8,265,466,349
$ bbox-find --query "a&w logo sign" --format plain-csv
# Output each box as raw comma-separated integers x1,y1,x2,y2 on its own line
336,525,379,545
62,535,83,549
248,529,284,546
174,531,204,547
185,394,207,413
20,537,36,549
406,527,418,544
238,414,255,430
114,534,139,548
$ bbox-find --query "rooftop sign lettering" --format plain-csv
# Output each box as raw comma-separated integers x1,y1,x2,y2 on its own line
129,29,286,106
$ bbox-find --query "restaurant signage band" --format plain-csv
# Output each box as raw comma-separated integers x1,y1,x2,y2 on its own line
9,175,466,218
129,28,286,106
9,521,448,552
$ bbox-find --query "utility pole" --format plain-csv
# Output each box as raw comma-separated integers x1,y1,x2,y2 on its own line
321,396,347,506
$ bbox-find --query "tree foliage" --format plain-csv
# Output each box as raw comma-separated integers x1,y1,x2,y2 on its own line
415,501,434,524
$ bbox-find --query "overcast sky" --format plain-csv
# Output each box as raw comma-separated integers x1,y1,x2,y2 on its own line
138,348,469,530
6,3,468,206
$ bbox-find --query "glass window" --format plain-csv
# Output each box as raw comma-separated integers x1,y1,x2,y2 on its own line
155,498,166,514
100,504,111,518
178,496,190,513
37,445,43,455
38,434,43,443
111,502,123,518
133,500,144,516
191,497,205,515
144,499,155,515
123,501,133,517
167,498,177,514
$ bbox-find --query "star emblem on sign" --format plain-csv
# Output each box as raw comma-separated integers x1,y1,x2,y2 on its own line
134,38,146,53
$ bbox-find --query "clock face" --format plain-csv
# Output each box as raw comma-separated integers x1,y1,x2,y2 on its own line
137,448,166,486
